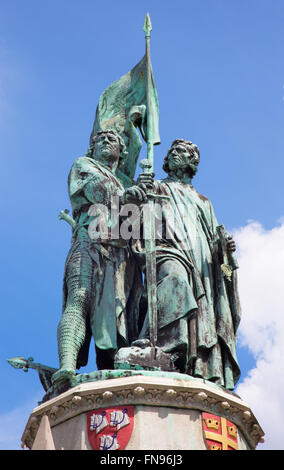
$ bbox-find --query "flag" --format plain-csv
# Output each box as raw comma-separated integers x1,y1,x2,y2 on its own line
89,54,160,184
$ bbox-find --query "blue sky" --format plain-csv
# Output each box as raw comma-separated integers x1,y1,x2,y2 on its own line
1,0,284,450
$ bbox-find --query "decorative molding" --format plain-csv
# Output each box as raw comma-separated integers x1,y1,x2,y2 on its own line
21,375,265,450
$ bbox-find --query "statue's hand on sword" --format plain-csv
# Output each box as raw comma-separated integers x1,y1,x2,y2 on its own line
122,185,149,205
137,169,170,201
121,170,155,206
137,171,155,191
120,172,162,206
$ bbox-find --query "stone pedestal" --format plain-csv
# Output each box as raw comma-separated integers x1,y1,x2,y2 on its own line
22,373,264,450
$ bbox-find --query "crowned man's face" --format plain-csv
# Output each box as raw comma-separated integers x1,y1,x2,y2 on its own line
93,132,120,168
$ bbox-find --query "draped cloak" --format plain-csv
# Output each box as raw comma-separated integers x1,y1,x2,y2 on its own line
131,178,241,389
62,156,142,368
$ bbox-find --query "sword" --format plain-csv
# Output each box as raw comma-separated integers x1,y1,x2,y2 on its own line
7,356,57,391
58,209,76,230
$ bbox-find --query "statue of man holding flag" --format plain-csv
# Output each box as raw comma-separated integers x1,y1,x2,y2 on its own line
53,14,160,384
52,128,148,385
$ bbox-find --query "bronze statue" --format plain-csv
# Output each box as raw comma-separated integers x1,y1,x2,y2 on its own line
132,139,241,390
8,15,242,396
52,129,145,385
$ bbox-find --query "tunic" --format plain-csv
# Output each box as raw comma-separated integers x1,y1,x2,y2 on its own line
132,178,241,389
61,156,141,368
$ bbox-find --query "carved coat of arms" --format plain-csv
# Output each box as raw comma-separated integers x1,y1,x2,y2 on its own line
87,406,134,450
202,412,239,450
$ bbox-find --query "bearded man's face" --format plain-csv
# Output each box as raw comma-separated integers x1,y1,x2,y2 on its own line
167,143,199,176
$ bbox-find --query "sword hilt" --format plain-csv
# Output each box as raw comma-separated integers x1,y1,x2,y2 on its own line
139,159,170,201
58,209,76,229
139,158,152,174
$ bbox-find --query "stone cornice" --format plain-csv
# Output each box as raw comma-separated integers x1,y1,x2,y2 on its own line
22,375,265,450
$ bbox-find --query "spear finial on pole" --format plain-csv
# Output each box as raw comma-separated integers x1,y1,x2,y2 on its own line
143,12,152,37
143,13,154,170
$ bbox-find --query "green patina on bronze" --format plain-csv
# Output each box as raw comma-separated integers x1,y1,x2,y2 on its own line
8,14,242,399
51,129,145,385
132,139,241,390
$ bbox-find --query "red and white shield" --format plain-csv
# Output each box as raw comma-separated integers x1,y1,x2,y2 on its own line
202,412,239,450
87,406,134,450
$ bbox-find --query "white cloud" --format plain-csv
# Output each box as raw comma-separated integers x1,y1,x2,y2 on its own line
233,220,284,450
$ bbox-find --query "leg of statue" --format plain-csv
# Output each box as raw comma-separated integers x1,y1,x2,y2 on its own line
55,285,90,378
52,249,92,384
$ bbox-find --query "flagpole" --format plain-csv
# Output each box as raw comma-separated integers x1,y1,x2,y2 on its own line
141,13,158,347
